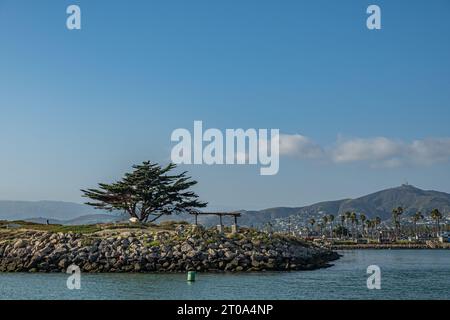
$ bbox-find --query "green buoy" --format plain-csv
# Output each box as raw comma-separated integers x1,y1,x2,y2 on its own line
187,271,196,282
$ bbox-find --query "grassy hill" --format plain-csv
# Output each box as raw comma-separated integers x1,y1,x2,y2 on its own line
235,184,450,226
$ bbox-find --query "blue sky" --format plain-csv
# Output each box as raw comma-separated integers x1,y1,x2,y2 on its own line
1,0,450,209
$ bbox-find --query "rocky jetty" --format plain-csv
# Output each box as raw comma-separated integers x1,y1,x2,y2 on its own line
0,224,339,273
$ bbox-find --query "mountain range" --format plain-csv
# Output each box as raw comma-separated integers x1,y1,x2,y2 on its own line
0,184,449,226
235,184,450,226
0,200,124,225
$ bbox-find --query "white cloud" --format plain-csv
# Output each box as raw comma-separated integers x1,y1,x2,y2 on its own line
279,134,324,159
278,134,450,167
409,138,450,165
332,137,403,164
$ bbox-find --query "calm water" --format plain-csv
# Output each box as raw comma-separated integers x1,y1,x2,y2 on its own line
0,250,449,300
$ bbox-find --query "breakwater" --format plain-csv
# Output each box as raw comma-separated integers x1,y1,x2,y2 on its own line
0,225,339,273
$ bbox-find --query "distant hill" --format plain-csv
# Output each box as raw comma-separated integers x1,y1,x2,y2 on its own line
25,214,125,226
237,199,347,227
234,184,450,226
336,184,450,220
0,201,98,220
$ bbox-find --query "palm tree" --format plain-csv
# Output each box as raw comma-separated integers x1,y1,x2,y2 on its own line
350,212,357,240
344,211,352,234
372,216,381,238
430,209,443,237
322,216,329,237
329,214,335,238
412,211,424,238
318,222,325,237
308,218,316,236
339,214,346,239
391,206,404,240
365,220,372,240
374,216,381,229
360,214,367,237
355,217,360,239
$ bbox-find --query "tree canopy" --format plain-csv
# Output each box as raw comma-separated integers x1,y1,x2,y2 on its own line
81,161,207,222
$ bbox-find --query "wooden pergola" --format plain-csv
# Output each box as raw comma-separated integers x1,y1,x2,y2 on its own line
190,212,241,226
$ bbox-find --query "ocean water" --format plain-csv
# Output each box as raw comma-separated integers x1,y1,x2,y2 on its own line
0,250,449,300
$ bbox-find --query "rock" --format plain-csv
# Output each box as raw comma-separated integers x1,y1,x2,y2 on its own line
252,240,261,246
224,251,237,260
0,227,338,273
251,260,260,268
207,248,217,258
181,243,193,253
175,225,185,236
58,259,69,269
89,253,99,263
14,240,27,249
38,246,53,256
186,250,197,258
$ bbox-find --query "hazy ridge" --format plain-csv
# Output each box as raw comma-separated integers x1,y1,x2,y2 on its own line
1,184,449,226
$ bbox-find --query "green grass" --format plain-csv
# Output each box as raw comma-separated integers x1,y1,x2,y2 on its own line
394,240,415,244
158,220,189,230
0,220,101,234
0,219,192,235
98,223,148,230
145,240,161,247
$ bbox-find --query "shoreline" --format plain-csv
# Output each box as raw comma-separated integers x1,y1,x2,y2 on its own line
330,243,450,250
